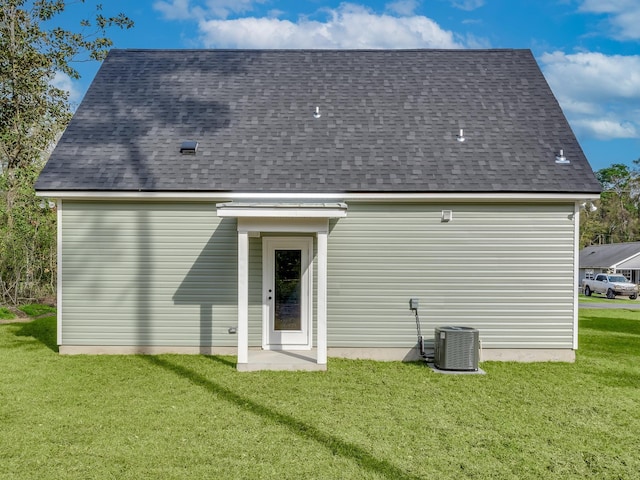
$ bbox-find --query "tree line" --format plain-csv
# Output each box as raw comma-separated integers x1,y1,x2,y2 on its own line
580,162,640,249
1,0,132,305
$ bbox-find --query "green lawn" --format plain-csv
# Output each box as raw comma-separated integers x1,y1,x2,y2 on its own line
1,309,639,479
579,293,639,304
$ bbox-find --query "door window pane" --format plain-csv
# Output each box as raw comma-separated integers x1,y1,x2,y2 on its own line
274,249,301,331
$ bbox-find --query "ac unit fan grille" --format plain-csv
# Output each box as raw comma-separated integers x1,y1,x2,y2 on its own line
434,326,479,371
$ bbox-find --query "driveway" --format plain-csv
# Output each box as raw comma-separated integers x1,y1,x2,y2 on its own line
580,302,640,309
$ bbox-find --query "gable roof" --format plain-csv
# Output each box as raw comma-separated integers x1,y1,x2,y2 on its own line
36,49,601,195
580,242,640,269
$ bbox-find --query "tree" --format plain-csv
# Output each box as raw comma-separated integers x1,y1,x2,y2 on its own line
580,163,640,248
0,1,133,304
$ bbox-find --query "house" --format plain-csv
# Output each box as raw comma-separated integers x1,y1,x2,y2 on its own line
35,49,601,370
579,242,640,285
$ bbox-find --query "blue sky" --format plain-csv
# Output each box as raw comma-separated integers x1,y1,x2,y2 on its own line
52,0,640,172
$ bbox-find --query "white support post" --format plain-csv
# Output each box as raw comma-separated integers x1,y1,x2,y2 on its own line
317,230,328,365
237,231,249,365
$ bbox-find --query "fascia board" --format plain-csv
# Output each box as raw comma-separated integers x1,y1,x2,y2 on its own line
217,203,348,218
613,251,640,269
218,208,347,218
36,191,600,203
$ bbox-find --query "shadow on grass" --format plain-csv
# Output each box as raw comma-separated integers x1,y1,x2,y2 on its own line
15,316,58,352
581,314,640,337
581,333,640,355
579,312,640,387
143,355,421,480
206,355,237,369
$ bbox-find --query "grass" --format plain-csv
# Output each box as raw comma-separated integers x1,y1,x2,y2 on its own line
17,304,57,317
578,293,639,304
1,309,640,479
0,307,14,320
0,304,57,321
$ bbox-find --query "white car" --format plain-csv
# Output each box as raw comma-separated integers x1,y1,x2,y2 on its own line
583,274,638,300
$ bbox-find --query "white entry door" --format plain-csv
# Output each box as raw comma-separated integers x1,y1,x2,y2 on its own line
262,237,313,350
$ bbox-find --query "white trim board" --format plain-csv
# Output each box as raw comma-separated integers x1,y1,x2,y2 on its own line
37,190,600,203
237,217,329,234
217,202,347,218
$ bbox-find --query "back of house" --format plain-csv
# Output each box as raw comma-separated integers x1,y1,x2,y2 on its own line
36,49,601,369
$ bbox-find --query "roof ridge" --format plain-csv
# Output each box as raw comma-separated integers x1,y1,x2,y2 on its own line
108,48,530,53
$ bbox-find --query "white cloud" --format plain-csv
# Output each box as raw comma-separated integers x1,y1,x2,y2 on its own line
541,51,640,140
462,32,490,49
573,119,637,140
154,0,261,20
541,51,640,102
579,0,631,13
450,0,484,11
154,0,196,20
558,99,600,116
197,3,462,49
578,0,640,40
51,71,82,105
204,0,262,19
386,0,419,16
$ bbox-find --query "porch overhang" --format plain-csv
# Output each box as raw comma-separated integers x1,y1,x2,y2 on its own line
216,201,347,371
216,201,348,218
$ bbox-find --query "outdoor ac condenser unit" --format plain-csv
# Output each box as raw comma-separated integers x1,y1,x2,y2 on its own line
434,326,479,371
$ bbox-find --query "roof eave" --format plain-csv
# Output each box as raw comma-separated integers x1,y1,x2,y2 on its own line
36,190,601,202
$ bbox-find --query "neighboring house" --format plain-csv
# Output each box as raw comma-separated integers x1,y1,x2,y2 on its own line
36,49,601,370
579,242,640,285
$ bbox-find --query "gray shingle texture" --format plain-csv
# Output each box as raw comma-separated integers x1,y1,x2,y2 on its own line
580,242,640,268
36,49,602,194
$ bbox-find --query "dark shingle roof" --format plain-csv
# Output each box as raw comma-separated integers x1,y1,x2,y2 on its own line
36,49,602,194
580,242,640,268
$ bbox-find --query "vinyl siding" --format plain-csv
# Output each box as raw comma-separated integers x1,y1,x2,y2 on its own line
61,200,577,351
61,201,241,346
327,202,576,349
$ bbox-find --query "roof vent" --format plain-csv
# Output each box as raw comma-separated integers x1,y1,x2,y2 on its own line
456,129,465,142
313,106,321,119
555,148,569,164
180,140,198,155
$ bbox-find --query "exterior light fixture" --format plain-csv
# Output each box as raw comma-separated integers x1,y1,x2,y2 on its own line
555,148,569,164
456,129,465,142
180,140,198,155
313,106,321,119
